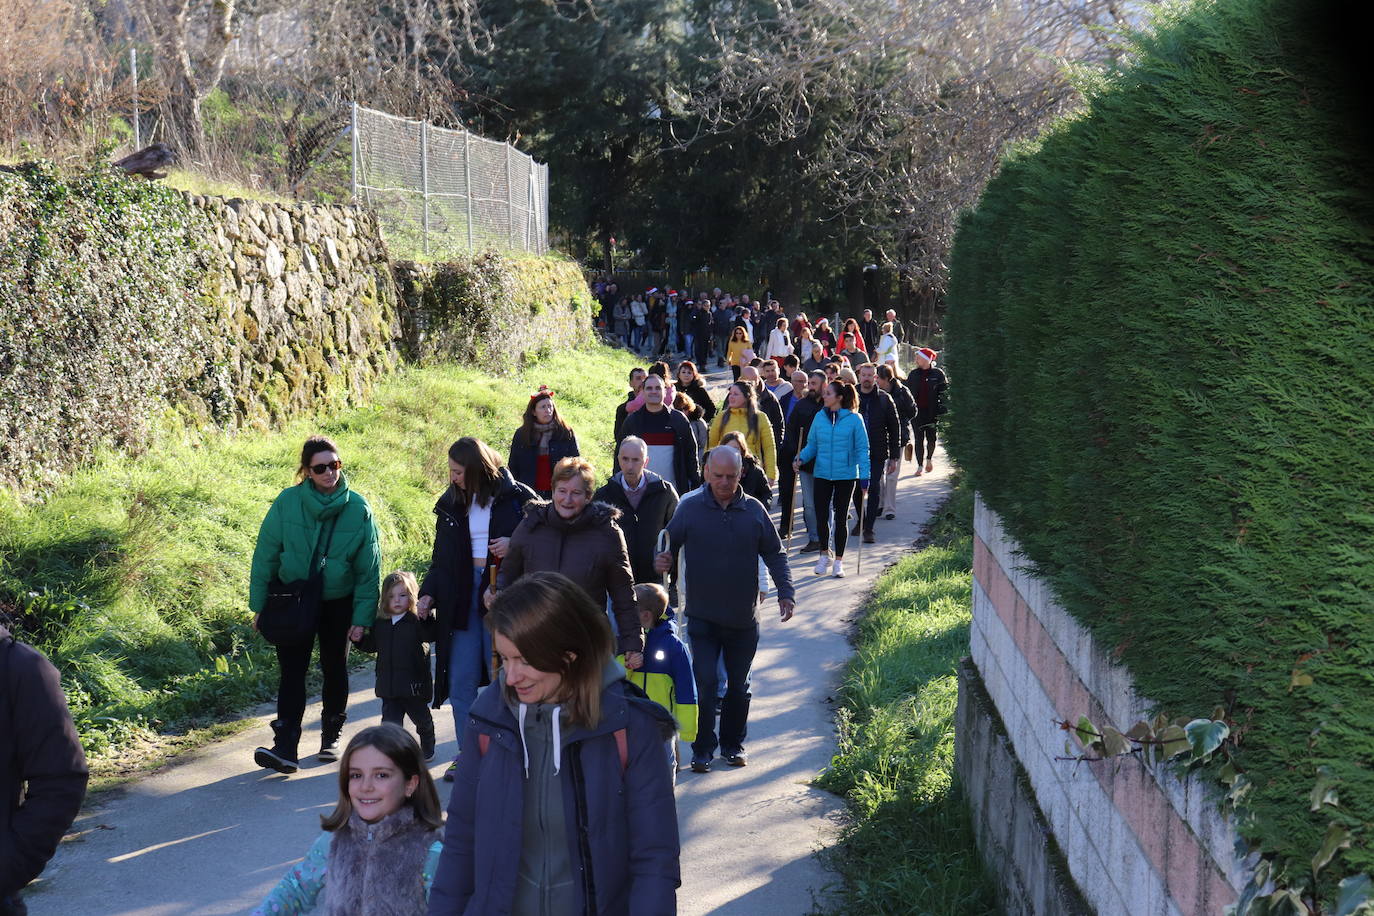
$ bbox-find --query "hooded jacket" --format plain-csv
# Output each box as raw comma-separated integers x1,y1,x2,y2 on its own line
358,612,438,702
620,612,697,742
249,475,383,628
0,626,88,899
496,502,644,656
420,468,536,709
430,662,680,915
796,408,870,482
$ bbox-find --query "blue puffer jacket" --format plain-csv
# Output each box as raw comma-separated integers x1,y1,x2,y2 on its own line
429,666,679,915
795,408,870,482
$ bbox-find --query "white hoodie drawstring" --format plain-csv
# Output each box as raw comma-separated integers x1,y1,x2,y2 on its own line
517,703,531,777
551,705,563,775
516,703,565,777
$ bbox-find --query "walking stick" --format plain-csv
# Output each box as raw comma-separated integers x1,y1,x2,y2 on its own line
787,470,797,556
656,529,671,587
854,484,865,574
488,563,500,681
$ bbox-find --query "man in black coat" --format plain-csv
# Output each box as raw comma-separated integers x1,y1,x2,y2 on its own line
594,437,680,586
852,363,901,542
690,301,714,367
1,624,88,913
877,364,917,519
778,369,824,549
858,309,881,356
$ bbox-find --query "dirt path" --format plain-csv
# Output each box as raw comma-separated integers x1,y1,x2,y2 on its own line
28,364,952,915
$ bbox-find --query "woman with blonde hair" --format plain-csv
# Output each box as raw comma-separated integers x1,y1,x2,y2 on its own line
429,572,679,915
707,381,777,480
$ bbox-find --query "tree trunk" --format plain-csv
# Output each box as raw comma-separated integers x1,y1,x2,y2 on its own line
133,0,236,160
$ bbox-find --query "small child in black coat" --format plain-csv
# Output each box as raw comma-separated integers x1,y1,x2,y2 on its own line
357,571,438,760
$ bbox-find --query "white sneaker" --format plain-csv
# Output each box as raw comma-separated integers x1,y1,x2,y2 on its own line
832,557,845,578
814,553,830,576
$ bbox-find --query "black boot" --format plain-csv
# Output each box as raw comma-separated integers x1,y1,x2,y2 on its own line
318,713,347,763
419,726,436,762
254,720,301,774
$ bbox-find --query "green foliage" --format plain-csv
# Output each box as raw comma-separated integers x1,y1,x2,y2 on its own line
394,250,593,368
0,344,638,757
0,162,212,488
945,0,1373,904
816,479,997,913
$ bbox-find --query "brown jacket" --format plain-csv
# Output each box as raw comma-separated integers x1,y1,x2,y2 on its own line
1,625,88,898
496,501,644,655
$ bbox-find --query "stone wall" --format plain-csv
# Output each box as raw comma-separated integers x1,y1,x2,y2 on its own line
190,194,401,429
958,494,1258,915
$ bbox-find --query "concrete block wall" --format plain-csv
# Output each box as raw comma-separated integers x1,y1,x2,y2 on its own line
960,494,1252,914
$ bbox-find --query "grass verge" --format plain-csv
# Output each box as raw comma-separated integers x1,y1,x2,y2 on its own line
0,343,636,766
815,476,997,914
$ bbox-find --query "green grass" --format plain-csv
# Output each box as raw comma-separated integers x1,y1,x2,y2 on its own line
815,478,998,914
0,343,636,759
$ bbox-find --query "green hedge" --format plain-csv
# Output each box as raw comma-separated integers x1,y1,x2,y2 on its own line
945,0,1372,903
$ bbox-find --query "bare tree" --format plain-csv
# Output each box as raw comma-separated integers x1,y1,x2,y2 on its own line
693,0,1140,304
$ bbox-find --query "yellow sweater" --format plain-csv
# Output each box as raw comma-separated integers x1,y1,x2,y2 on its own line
726,337,752,367
707,408,777,479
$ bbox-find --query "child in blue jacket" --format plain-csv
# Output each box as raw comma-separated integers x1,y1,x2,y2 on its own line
622,584,698,763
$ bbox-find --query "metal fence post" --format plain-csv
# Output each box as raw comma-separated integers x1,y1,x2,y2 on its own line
350,102,359,202
130,48,140,149
420,119,430,256
463,132,474,251
505,144,515,251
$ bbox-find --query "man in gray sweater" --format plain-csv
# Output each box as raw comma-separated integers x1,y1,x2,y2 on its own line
655,448,795,773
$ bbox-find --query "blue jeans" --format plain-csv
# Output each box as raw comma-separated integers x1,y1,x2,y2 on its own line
687,617,759,758
448,573,492,746
799,470,818,539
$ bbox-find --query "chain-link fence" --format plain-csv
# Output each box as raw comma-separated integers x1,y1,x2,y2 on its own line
351,104,549,258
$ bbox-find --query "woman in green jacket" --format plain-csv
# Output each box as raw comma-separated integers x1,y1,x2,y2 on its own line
250,436,383,774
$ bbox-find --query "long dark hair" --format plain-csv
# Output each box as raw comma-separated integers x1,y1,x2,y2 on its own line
714,382,760,440
518,391,572,447
321,724,443,831
448,437,505,508
486,572,614,729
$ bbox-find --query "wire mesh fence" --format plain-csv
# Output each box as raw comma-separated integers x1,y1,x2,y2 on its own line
351,104,549,258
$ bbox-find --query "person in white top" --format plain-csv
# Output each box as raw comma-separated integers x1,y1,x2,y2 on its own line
766,317,793,360
875,321,900,373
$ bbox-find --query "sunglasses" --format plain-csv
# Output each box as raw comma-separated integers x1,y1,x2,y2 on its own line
310,460,342,475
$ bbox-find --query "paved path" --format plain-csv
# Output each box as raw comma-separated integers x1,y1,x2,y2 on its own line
28,363,952,916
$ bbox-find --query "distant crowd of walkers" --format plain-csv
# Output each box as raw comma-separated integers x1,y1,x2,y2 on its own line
0,280,947,916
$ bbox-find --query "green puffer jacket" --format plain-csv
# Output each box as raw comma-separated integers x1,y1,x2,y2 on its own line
248,476,383,628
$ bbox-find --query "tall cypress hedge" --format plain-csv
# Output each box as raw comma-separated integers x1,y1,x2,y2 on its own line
945,0,1373,900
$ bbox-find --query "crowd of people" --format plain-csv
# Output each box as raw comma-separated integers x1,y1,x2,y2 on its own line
1,283,948,915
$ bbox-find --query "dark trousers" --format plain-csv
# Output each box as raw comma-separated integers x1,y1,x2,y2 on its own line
730,365,742,381
715,335,730,364
275,594,353,729
687,617,759,757
813,477,857,556
694,335,711,366
916,416,938,461
381,696,434,736
851,460,885,531
778,452,798,535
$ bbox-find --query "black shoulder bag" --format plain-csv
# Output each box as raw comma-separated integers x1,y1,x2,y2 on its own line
259,518,338,647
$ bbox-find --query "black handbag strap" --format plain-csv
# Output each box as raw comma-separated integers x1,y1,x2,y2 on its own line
310,518,339,577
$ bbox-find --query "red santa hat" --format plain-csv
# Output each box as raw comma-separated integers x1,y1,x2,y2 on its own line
916,347,938,364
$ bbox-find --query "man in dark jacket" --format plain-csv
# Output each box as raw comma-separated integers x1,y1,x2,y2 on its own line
594,438,680,588
612,366,647,443
909,347,949,475
738,366,783,477
618,374,700,495
858,309,881,356
852,363,901,543
877,364,917,519
654,448,795,773
712,301,733,367
1,624,88,913
690,300,714,367
779,370,824,549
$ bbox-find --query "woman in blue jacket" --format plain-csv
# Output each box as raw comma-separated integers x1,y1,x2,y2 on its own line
429,571,680,915
507,388,580,498
793,380,870,579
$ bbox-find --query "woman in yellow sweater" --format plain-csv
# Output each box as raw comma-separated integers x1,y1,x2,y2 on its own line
707,382,777,480
725,326,752,381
